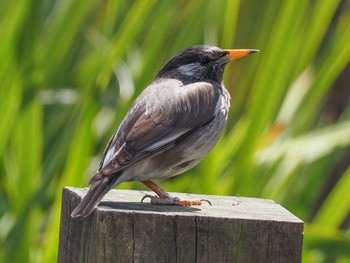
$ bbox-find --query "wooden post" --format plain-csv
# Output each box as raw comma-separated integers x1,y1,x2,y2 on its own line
58,187,304,263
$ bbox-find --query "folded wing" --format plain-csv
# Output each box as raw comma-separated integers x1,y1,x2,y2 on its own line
91,80,220,183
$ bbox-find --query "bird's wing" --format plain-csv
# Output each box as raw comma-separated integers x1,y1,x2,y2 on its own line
91,80,220,183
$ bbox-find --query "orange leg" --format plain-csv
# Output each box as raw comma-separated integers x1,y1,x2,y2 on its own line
141,180,211,206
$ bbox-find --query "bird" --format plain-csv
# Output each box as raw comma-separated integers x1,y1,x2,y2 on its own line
71,45,258,218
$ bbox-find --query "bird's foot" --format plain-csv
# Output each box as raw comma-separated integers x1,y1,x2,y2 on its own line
141,193,211,206
140,180,211,206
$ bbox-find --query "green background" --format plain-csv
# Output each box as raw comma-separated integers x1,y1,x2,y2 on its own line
1,0,350,262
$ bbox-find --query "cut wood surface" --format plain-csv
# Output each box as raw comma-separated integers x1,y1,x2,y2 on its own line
58,187,304,263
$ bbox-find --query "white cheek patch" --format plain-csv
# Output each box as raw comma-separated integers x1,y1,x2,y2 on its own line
177,63,202,77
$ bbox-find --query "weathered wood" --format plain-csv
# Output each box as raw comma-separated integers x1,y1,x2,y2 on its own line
58,187,304,263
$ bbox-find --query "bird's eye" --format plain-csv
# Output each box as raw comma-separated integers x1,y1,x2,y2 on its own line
199,56,211,65
221,51,228,58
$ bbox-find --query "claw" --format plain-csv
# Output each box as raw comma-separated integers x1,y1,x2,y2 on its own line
140,194,154,203
200,199,212,206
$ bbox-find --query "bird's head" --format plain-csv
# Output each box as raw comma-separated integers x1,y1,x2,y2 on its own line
156,45,258,83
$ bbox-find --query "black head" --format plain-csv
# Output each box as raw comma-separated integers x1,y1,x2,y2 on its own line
156,45,258,84
156,45,229,83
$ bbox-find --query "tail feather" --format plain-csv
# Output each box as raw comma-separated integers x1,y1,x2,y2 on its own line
71,175,118,218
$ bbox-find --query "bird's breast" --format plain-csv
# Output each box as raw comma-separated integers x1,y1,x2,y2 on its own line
121,86,231,182
217,85,231,118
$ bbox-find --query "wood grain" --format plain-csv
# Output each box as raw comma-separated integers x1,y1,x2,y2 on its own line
58,187,304,263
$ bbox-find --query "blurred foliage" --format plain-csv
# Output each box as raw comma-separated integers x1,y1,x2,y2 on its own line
1,0,350,262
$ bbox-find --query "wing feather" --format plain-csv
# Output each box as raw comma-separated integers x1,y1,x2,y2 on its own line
94,79,220,180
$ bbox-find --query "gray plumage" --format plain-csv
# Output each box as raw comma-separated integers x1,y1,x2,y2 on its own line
71,45,257,217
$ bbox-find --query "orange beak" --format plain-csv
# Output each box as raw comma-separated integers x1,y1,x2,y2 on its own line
224,49,259,60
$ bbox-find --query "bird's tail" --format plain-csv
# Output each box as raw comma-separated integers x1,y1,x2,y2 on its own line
71,174,119,218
